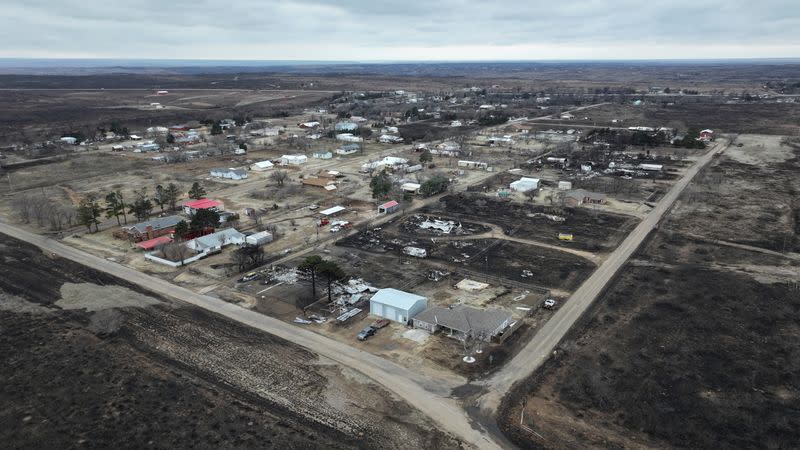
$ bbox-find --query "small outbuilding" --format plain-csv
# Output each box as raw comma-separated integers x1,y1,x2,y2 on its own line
369,288,428,324
510,177,540,192
378,200,400,214
245,230,274,246
251,160,274,171
320,205,346,216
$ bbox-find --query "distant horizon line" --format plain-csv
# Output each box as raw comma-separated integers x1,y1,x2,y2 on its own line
1,56,800,67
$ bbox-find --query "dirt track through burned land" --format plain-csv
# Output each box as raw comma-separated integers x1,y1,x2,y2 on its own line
0,234,460,449
0,222,501,449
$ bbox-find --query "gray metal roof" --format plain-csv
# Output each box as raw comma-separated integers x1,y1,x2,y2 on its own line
370,288,427,311
128,215,184,234
413,304,512,335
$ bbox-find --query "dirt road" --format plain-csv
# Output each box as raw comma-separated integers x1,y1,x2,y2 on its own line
0,221,504,450
477,139,727,412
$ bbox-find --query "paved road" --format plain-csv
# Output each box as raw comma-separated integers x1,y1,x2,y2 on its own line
0,222,504,450
477,139,727,412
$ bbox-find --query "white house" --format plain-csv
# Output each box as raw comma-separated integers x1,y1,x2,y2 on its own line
251,160,274,171
369,288,428,324
279,154,307,165
59,136,78,145
510,177,540,192
211,168,248,180
336,133,363,142
378,134,403,144
558,181,573,190
313,151,333,159
335,122,358,132
186,229,246,253
336,144,360,155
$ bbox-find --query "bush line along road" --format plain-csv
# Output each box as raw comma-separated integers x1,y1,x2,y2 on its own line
0,139,723,449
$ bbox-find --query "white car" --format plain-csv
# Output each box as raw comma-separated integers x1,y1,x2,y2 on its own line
543,299,557,309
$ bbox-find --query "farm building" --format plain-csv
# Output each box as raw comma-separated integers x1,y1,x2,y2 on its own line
211,168,248,180
60,136,77,145
186,229,245,253
558,181,573,190
298,121,320,129
117,215,183,242
251,160,274,171
378,200,400,214
638,163,663,171
183,198,222,215
369,288,428,324
510,177,540,192
564,189,607,206
412,305,513,342
279,154,307,165
245,231,273,246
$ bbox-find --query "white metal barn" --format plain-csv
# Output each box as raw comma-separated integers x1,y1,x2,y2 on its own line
369,288,428,324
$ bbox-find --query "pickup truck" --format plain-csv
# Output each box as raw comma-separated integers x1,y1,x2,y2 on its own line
357,326,376,341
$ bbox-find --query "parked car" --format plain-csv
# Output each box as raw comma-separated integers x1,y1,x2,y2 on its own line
239,272,259,282
357,326,376,341
543,299,557,309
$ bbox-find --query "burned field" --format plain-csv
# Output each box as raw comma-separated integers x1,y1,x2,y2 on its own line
430,194,639,251
338,226,595,292
500,240,800,449
498,136,800,449
0,234,457,449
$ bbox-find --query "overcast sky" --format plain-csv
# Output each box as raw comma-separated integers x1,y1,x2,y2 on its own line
1,0,799,60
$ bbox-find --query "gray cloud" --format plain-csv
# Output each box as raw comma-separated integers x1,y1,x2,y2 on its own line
1,0,799,59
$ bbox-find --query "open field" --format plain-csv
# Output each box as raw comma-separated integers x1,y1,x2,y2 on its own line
0,233,459,449
666,134,800,252
550,101,800,135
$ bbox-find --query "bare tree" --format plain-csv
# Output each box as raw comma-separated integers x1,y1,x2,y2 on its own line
163,242,192,266
270,170,289,187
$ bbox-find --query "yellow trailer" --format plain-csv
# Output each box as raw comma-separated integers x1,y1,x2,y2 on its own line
558,233,574,241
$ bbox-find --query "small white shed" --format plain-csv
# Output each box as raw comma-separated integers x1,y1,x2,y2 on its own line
369,288,428,324
246,230,273,246
510,177,540,192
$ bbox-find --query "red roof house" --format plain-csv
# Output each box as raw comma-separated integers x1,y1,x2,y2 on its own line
183,198,223,215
